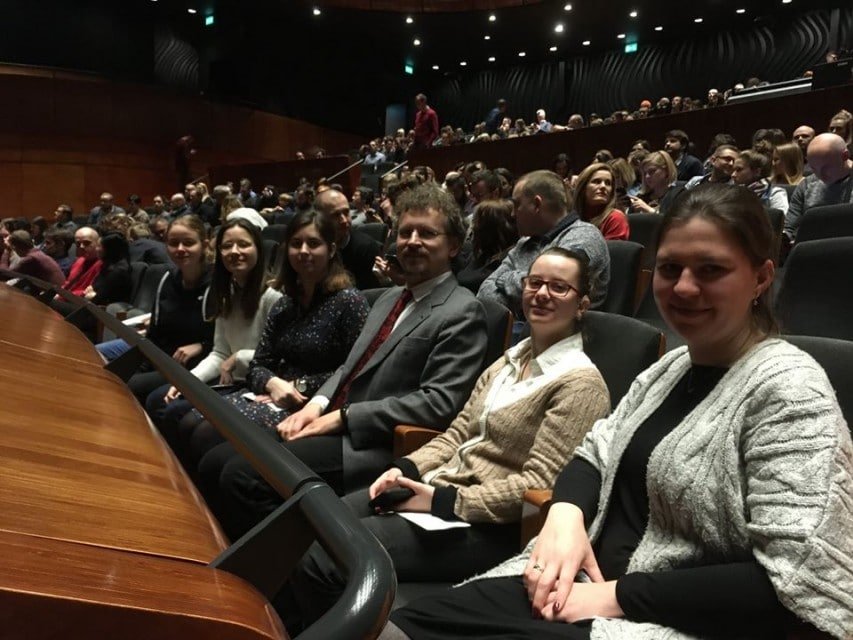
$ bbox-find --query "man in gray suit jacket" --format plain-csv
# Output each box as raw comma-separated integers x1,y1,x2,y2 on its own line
213,183,488,539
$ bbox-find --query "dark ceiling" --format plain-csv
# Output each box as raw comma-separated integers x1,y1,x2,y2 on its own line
165,0,847,74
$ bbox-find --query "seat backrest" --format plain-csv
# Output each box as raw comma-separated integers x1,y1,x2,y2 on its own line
765,207,784,262
784,335,853,431
132,263,171,313
601,240,643,316
582,311,665,409
796,204,853,243
478,298,513,370
128,262,149,302
357,223,389,246
262,239,279,272
627,213,662,270
261,224,288,243
360,287,392,307
776,238,853,341
73,216,89,229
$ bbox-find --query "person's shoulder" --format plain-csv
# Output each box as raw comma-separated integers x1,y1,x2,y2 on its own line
331,286,368,307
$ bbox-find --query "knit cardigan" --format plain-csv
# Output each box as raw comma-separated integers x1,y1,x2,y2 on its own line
468,339,853,639
405,338,610,524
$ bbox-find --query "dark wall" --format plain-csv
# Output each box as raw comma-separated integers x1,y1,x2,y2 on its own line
424,8,853,131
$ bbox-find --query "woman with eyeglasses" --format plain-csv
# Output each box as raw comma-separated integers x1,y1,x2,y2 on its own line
283,248,610,630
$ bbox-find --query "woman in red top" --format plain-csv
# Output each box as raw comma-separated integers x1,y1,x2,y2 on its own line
572,163,629,241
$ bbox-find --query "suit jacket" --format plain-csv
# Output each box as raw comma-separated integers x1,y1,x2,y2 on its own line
341,229,382,290
316,275,488,491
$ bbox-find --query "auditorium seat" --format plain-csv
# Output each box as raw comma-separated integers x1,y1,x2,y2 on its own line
785,335,853,429
357,222,388,245
776,238,853,341
600,240,643,316
261,224,288,244
795,203,853,243
263,239,280,271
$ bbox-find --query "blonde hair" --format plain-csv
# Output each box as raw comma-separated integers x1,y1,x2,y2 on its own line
640,151,677,195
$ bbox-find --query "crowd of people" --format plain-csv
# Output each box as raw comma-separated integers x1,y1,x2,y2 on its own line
2,95,853,639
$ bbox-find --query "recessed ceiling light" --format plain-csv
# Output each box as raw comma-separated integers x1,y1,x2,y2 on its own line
488,14,496,22
518,51,526,57
484,35,491,40
564,3,572,10
629,10,638,18
554,23,564,33
654,25,663,31
432,65,439,70
549,46,558,52
736,8,746,13
488,56,496,62
460,61,467,66
617,33,626,39
782,0,792,3
187,8,197,14
582,40,591,46
694,17,703,23
406,16,413,24
312,7,321,16
413,39,421,46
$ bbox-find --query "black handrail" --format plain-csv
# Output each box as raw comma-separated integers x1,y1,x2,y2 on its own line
1,270,396,639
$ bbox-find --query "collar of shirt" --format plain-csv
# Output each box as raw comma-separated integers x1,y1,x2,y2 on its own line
506,332,585,378
407,270,453,303
540,212,580,244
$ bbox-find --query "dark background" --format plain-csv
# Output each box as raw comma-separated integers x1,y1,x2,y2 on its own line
0,0,850,137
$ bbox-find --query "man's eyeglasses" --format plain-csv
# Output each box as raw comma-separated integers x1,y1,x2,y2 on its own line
522,276,578,298
398,227,445,241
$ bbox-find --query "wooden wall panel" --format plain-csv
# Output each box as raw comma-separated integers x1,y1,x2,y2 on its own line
0,65,364,219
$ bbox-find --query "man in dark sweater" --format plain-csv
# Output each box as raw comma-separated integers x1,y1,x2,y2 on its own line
1,230,65,286
315,189,382,289
664,130,704,182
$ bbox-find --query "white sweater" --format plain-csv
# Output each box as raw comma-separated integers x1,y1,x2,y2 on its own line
471,339,853,639
190,287,282,383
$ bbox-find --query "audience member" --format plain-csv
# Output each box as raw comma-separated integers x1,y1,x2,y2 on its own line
150,214,170,242
53,204,76,232
146,194,168,218
1,230,65,287
42,228,75,275
82,232,132,306
771,142,805,186
629,151,685,216
457,199,518,293
685,144,739,189
413,93,439,150
534,109,553,134
237,179,260,209
96,215,214,404
188,186,217,225
62,227,102,297
126,195,149,224
30,216,48,250
468,169,503,211
732,149,789,215
485,99,508,135
287,248,610,629
170,193,190,218
87,192,125,226
315,189,381,289
664,130,704,181
364,141,387,166
351,187,380,227
128,223,170,264
205,183,488,538
783,132,853,241
383,183,853,640
572,163,629,240
828,109,852,153
479,170,609,314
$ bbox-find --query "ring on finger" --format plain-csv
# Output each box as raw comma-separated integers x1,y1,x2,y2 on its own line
532,563,545,573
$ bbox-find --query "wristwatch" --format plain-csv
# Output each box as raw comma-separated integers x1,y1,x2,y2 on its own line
294,378,308,394
340,403,351,429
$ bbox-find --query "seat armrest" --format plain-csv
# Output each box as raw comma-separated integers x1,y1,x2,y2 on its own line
521,489,553,548
393,425,442,457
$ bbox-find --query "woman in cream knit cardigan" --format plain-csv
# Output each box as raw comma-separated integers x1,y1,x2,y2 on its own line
384,184,853,640
284,248,611,628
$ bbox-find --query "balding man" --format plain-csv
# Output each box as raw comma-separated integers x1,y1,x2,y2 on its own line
478,170,609,316
783,133,853,241
793,125,816,176
62,227,103,296
170,193,189,218
315,189,382,289
87,192,125,226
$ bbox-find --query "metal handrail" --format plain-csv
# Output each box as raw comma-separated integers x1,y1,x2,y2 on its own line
2,270,396,639
326,157,365,183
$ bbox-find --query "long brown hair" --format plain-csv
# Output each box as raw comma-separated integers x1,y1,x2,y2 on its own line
573,163,618,229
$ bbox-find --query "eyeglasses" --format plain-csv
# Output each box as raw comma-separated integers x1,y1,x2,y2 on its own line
522,276,579,298
397,227,445,241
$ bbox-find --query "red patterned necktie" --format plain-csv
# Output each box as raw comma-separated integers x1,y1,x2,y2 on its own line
329,288,414,410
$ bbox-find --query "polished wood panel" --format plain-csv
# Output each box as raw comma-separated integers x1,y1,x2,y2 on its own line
0,286,102,365
0,530,287,640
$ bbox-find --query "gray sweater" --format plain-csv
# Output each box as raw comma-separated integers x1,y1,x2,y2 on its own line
783,172,853,239
469,339,853,639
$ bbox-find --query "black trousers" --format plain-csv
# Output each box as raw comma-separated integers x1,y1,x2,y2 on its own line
287,488,519,628
197,435,344,541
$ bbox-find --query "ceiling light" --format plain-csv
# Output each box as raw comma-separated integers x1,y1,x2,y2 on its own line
518,51,526,57
406,16,413,24
554,23,564,33
549,46,558,52
654,25,663,31
564,3,572,10
413,39,421,46
617,33,626,39
484,35,491,40
312,7,321,16
488,14,496,22
782,0,792,3
460,61,467,66
187,8,197,14
694,17,703,23
629,10,638,18
736,8,746,13
432,65,439,70
582,40,591,46
488,56,496,62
